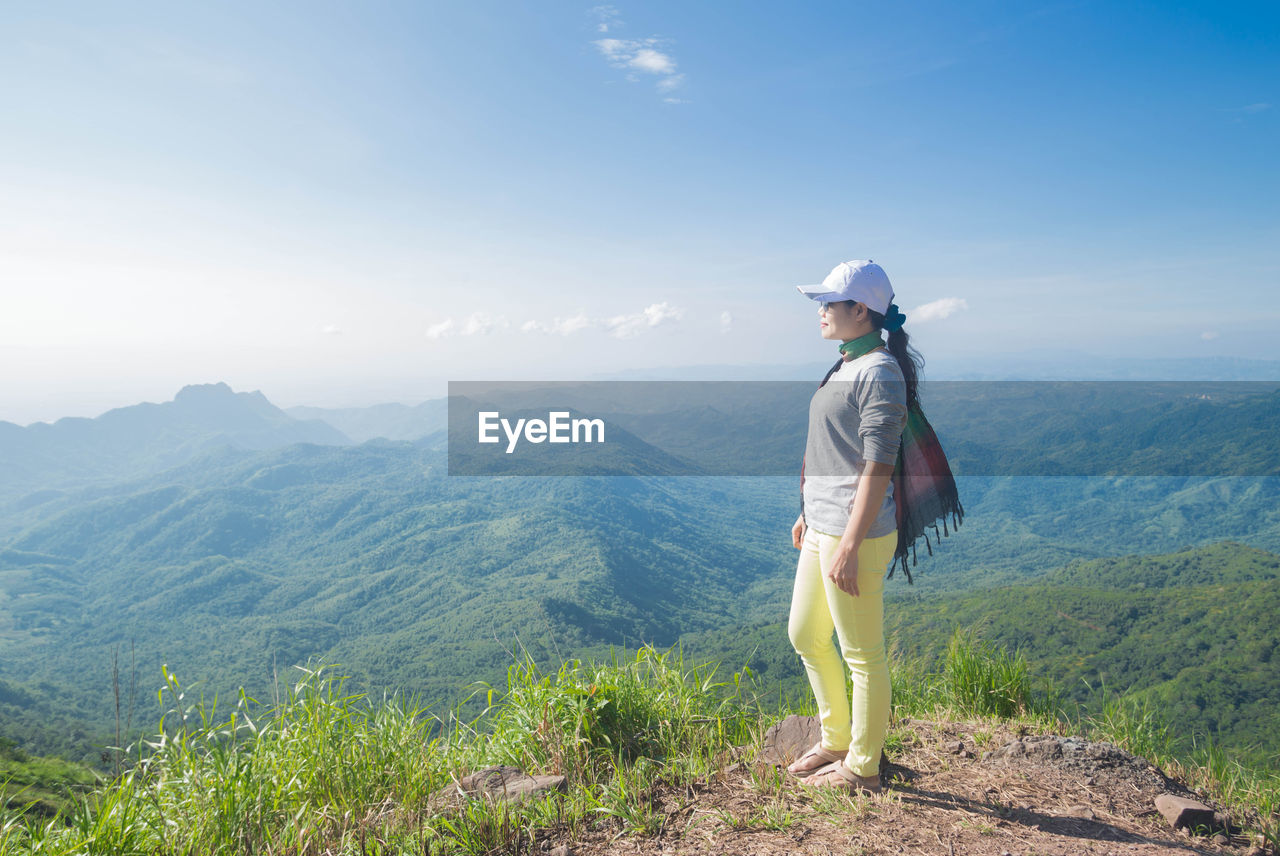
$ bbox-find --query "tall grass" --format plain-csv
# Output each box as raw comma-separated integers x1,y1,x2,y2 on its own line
0,647,763,856
890,631,1278,847
2,634,1277,854
889,627,1058,723
473,647,758,779
1075,685,1280,850
1078,683,1175,760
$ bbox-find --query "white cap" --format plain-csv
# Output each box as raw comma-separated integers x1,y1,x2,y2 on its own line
796,260,894,316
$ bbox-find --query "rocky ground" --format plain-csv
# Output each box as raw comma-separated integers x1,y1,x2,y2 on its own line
525,717,1271,856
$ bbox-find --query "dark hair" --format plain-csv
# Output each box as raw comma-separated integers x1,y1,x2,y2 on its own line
866,307,923,410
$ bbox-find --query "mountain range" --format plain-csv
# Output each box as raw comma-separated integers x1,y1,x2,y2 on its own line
1,380,1278,770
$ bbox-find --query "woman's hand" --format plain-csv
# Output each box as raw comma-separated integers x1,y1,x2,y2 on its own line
827,542,860,597
791,515,807,549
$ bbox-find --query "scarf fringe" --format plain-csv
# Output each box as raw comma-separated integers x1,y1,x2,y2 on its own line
887,494,965,583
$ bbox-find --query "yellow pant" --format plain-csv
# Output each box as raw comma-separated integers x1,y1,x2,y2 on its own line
787,525,897,778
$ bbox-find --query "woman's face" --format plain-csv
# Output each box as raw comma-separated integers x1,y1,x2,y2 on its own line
818,300,864,341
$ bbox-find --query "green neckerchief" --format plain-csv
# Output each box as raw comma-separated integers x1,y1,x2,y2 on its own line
837,329,886,361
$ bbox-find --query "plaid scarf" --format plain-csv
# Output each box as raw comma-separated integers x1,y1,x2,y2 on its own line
887,401,964,581
803,356,964,583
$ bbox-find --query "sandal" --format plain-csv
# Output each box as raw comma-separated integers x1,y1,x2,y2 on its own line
786,742,845,776
801,759,882,794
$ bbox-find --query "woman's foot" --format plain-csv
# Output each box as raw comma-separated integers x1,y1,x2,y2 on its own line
802,759,882,794
786,742,845,776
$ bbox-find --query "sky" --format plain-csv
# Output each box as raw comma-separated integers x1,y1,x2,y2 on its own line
1,1,1277,425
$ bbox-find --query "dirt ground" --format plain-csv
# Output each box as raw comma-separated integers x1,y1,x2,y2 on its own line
539,719,1268,856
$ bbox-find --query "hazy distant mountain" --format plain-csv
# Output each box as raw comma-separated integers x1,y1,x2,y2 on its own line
0,383,351,502
285,400,448,443
592,352,1280,381
935,352,1280,381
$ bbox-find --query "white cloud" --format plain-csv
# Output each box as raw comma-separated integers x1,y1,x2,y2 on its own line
425,314,508,338
555,313,592,335
656,73,685,92
630,48,676,75
908,297,969,324
719,311,732,334
594,38,628,61
438,305,682,340
1201,330,1220,340
593,34,685,97
1239,103,1271,113
425,319,456,339
604,301,684,339
321,324,342,335
460,312,508,335
590,5,621,33
522,313,592,335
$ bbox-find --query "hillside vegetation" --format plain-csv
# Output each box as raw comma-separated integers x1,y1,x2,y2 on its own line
2,381,1279,782
2,642,1276,855
2,436,1280,765
0,739,98,824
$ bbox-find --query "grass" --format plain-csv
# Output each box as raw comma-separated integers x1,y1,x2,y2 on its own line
1081,696,1280,851
1,632,1277,854
714,799,795,831
888,630,1280,851
0,646,763,855
1,741,100,824
889,627,1061,726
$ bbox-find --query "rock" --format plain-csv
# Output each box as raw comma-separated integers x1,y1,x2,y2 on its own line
759,714,822,767
1062,805,1096,820
1025,737,1064,761
760,713,890,774
1155,794,1216,831
1211,833,1229,846
987,735,1156,776
946,740,964,754
458,766,568,803
993,739,1027,758
549,846,574,856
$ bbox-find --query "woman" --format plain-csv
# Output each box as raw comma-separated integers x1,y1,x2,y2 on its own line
785,259,920,793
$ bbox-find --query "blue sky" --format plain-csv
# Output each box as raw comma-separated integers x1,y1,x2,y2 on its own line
1,1,1276,423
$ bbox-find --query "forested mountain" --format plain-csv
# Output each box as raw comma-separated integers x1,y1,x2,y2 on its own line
0,442,793,759
0,383,350,501
1,381,1278,768
285,399,447,443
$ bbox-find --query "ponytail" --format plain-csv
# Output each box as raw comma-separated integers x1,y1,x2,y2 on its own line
867,308,923,410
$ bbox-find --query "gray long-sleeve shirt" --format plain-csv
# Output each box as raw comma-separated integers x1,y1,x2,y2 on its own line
802,350,908,538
